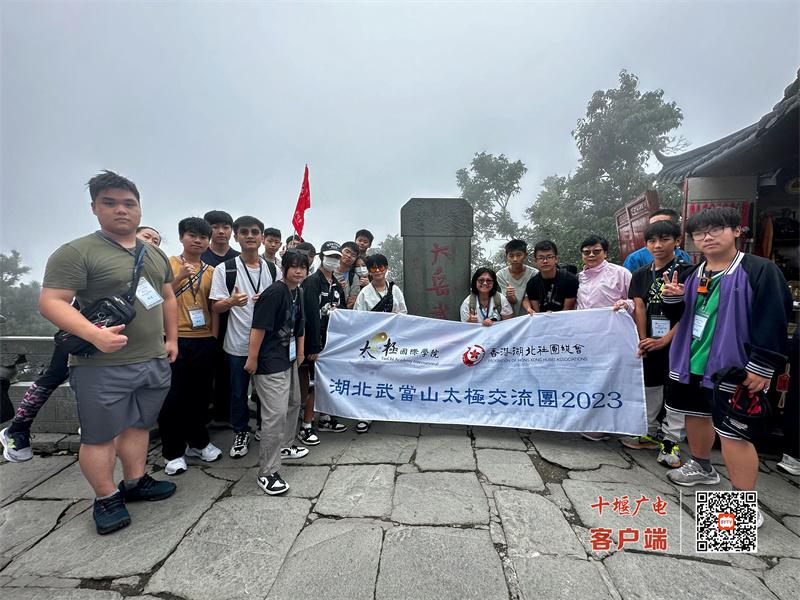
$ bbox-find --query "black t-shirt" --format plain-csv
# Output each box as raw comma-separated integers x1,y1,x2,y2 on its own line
200,247,240,268
251,281,305,375
525,269,579,312
628,259,693,385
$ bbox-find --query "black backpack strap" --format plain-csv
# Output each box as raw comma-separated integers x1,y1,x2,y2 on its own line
267,260,277,282
224,258,238,295
124,240,147,302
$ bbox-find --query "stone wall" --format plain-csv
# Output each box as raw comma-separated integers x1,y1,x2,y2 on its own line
1,336,78,434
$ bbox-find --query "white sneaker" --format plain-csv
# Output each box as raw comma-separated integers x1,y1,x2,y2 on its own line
280,445,309,459
185,443,223,462
756,507,764,528
776,454,800,476
164,456,188,476
229,431,250,458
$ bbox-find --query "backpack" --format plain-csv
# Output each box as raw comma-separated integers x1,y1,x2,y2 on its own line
468,292,502,316
224,257,277,294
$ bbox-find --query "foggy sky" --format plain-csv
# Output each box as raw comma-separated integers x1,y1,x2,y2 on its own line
2,0,798,279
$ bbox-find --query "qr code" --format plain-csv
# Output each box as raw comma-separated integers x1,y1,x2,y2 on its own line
696,491,757,553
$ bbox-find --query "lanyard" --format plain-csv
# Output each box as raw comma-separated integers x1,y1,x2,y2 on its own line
240,256,263,294
289,286,299,331
175,259,208,300
696,253,737,311
478,297,491,320
94,231,147,300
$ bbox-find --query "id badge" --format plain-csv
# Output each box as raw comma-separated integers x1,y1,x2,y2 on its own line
289,336,297,362
650,316,671,339
692,312,709,340
188,305,206,328
135,279,164,310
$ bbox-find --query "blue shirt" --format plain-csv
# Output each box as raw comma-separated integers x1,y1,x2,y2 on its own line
623,246,692,272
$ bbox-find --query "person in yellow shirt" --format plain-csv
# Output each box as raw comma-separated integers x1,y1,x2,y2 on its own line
159,217,222,475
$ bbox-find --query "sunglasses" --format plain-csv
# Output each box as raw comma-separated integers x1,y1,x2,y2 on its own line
476,278,494,285
368,265,387,273
581,248,604,256
237,228,262,236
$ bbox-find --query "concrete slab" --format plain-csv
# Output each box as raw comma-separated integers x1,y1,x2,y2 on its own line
472,426,527,450
530,432,629,470
392,472,487,525
604,551,778,600
315,465,395,518
477,449,544,491
513,556,614,599
376,526,507,600
337,434,416,465
146,497,310,600
495,489,585,558
0,455,75,506
0,500,70,560
415,434,475,471
266,519,382,600
5,469,228,579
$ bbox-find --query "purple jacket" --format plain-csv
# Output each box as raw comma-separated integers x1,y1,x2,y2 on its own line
665,252,791,389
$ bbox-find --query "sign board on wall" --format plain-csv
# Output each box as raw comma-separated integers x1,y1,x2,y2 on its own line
615,191,659,260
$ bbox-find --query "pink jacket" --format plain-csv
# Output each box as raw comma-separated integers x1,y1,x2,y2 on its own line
577,260,633,312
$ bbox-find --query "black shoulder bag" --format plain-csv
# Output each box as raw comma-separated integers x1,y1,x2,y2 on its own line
53,240,148,357
371,282,395,313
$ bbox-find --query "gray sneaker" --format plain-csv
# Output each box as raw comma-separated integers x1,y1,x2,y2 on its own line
666,459,720,487
1,427,34,462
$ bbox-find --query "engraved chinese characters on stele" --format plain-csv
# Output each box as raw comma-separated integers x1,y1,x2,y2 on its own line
401,198,473,321
589,493,670,552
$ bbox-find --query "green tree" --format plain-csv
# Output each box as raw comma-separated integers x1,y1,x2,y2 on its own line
373,234,404,289
0,251,56,336
526,70,684,264
456,152,527,268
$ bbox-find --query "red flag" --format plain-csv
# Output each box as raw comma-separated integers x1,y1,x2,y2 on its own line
292,165,311,237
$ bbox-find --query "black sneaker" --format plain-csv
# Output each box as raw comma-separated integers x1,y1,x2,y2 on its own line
281,445,309,459
93,491,131,535
118,473,177,502
257,472,289,495
317,417,348,433
298,427,320,446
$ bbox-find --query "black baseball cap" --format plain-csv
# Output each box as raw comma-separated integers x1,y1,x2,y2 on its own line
320,241,343,257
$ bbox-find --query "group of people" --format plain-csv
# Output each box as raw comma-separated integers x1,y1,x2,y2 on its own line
0,170,795,536
457,206,796,528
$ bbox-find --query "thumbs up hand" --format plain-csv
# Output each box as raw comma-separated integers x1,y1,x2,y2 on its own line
230,285,249,307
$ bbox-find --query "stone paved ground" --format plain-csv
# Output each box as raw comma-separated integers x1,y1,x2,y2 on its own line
1,421,798,600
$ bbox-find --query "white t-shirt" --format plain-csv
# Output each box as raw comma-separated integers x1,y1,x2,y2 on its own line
354,283,408,314
496,265,538,317
459,293,513,323
209,256,281,356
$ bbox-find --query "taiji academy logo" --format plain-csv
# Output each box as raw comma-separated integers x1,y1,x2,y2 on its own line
462,344,486,367
359,332,390,359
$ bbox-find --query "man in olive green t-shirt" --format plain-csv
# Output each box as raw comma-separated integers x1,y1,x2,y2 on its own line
39,170,179,535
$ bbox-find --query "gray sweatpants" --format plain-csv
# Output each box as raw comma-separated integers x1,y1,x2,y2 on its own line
253,363,301,477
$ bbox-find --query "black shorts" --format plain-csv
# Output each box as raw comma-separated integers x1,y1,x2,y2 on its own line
665,376,764,442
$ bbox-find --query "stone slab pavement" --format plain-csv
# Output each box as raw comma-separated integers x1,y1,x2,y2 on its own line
0,421,798,599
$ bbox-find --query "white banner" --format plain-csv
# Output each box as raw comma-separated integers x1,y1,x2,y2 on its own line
315,308,647,434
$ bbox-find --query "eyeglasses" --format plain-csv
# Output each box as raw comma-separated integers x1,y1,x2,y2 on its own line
476,278,494,286
368,265,387,273
581,248,604,257
536,255,556,262
690,226,728,241
237,228,262,236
